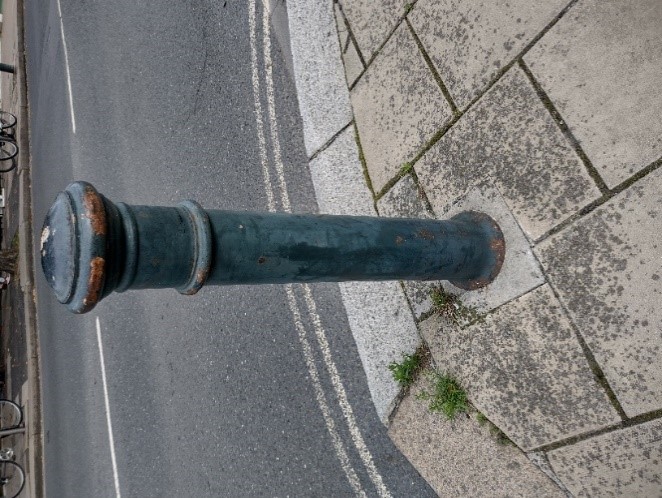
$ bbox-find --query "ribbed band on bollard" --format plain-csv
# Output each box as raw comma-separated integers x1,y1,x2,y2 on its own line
41,182,505,314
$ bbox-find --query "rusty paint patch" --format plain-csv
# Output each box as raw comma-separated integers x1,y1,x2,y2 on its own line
417,229,434,240
450,212,506,291
458,235,505,290
83,256,105,308
182,268,210,295
395,235,405,245
83,187,107,236
257,256,267,265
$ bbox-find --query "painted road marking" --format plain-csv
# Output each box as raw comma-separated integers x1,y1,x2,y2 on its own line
56,0,77,134
259,3,390,496
96,317,121,498
249,1,367,495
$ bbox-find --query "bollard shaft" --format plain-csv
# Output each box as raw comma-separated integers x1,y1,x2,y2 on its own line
41,182,505,314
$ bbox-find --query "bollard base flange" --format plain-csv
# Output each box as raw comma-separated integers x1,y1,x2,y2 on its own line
448,211,505,291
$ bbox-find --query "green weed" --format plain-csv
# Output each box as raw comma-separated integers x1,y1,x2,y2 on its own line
388,352,421,387
417,372,468,420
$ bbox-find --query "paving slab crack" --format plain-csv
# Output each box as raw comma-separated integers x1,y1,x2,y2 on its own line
518,59,609,195
405,17,459,115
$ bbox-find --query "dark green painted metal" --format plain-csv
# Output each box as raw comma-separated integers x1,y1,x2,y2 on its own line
0,63,15,74
41,182,505,314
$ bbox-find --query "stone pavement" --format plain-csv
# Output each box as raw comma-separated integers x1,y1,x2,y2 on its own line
1,0,44,495
289,0,662,495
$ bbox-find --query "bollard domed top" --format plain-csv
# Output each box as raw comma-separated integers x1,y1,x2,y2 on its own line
41,182,109,314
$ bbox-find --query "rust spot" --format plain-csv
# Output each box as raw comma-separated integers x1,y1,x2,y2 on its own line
257,256,267,265
395,235,405,246
489,235,506,280
83,256,105,307
450,222,506,291
417,229,434,240
83,187,107,236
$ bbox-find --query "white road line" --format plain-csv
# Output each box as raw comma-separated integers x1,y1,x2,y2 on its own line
248,0,276,212
286,285,366,497
96,317,122,498
261,4,291,213
301,286,391,498
56,0,77,134
260,6,391,497
249,2,364,494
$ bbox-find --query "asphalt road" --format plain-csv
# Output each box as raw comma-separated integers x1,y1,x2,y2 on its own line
24,0,435,496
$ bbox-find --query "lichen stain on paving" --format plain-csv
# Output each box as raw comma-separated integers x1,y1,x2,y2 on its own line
537,169,662,414
417,66,600,240
426,285,618,450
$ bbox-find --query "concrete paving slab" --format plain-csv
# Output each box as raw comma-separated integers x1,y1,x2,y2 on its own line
341,37,364,88
351,22,454,193
308,125,375,217
288,0,352,156
333,3,364,87
420,285,620,451
441,186,545,313
377,174,430,220
409,0,568,109
536,167,662,417
389,374,566,497
416,66,601,241
525,0,662,189
377,175,441,319
548,419,662,497
337,0,408,63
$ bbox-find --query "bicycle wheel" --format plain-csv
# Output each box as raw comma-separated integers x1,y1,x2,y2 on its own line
0,112,16,130
0,401,22,431
0,461,25,498
0,140,18,162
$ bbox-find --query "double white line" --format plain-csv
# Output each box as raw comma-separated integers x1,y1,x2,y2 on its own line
248,2,390,496
56,0,77,134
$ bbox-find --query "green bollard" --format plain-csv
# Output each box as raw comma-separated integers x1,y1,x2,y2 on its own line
40,182,505,314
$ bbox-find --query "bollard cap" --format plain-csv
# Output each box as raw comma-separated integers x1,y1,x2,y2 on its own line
41,182,109,314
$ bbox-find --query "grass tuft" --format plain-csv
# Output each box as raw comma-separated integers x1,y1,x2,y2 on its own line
417,372,467,420
398,162,413,177
388,352,421,387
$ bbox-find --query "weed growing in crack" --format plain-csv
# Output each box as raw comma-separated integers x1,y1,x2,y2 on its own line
429,286,482,324
417,372,468,420
388,352,421,387
398,162,413,177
